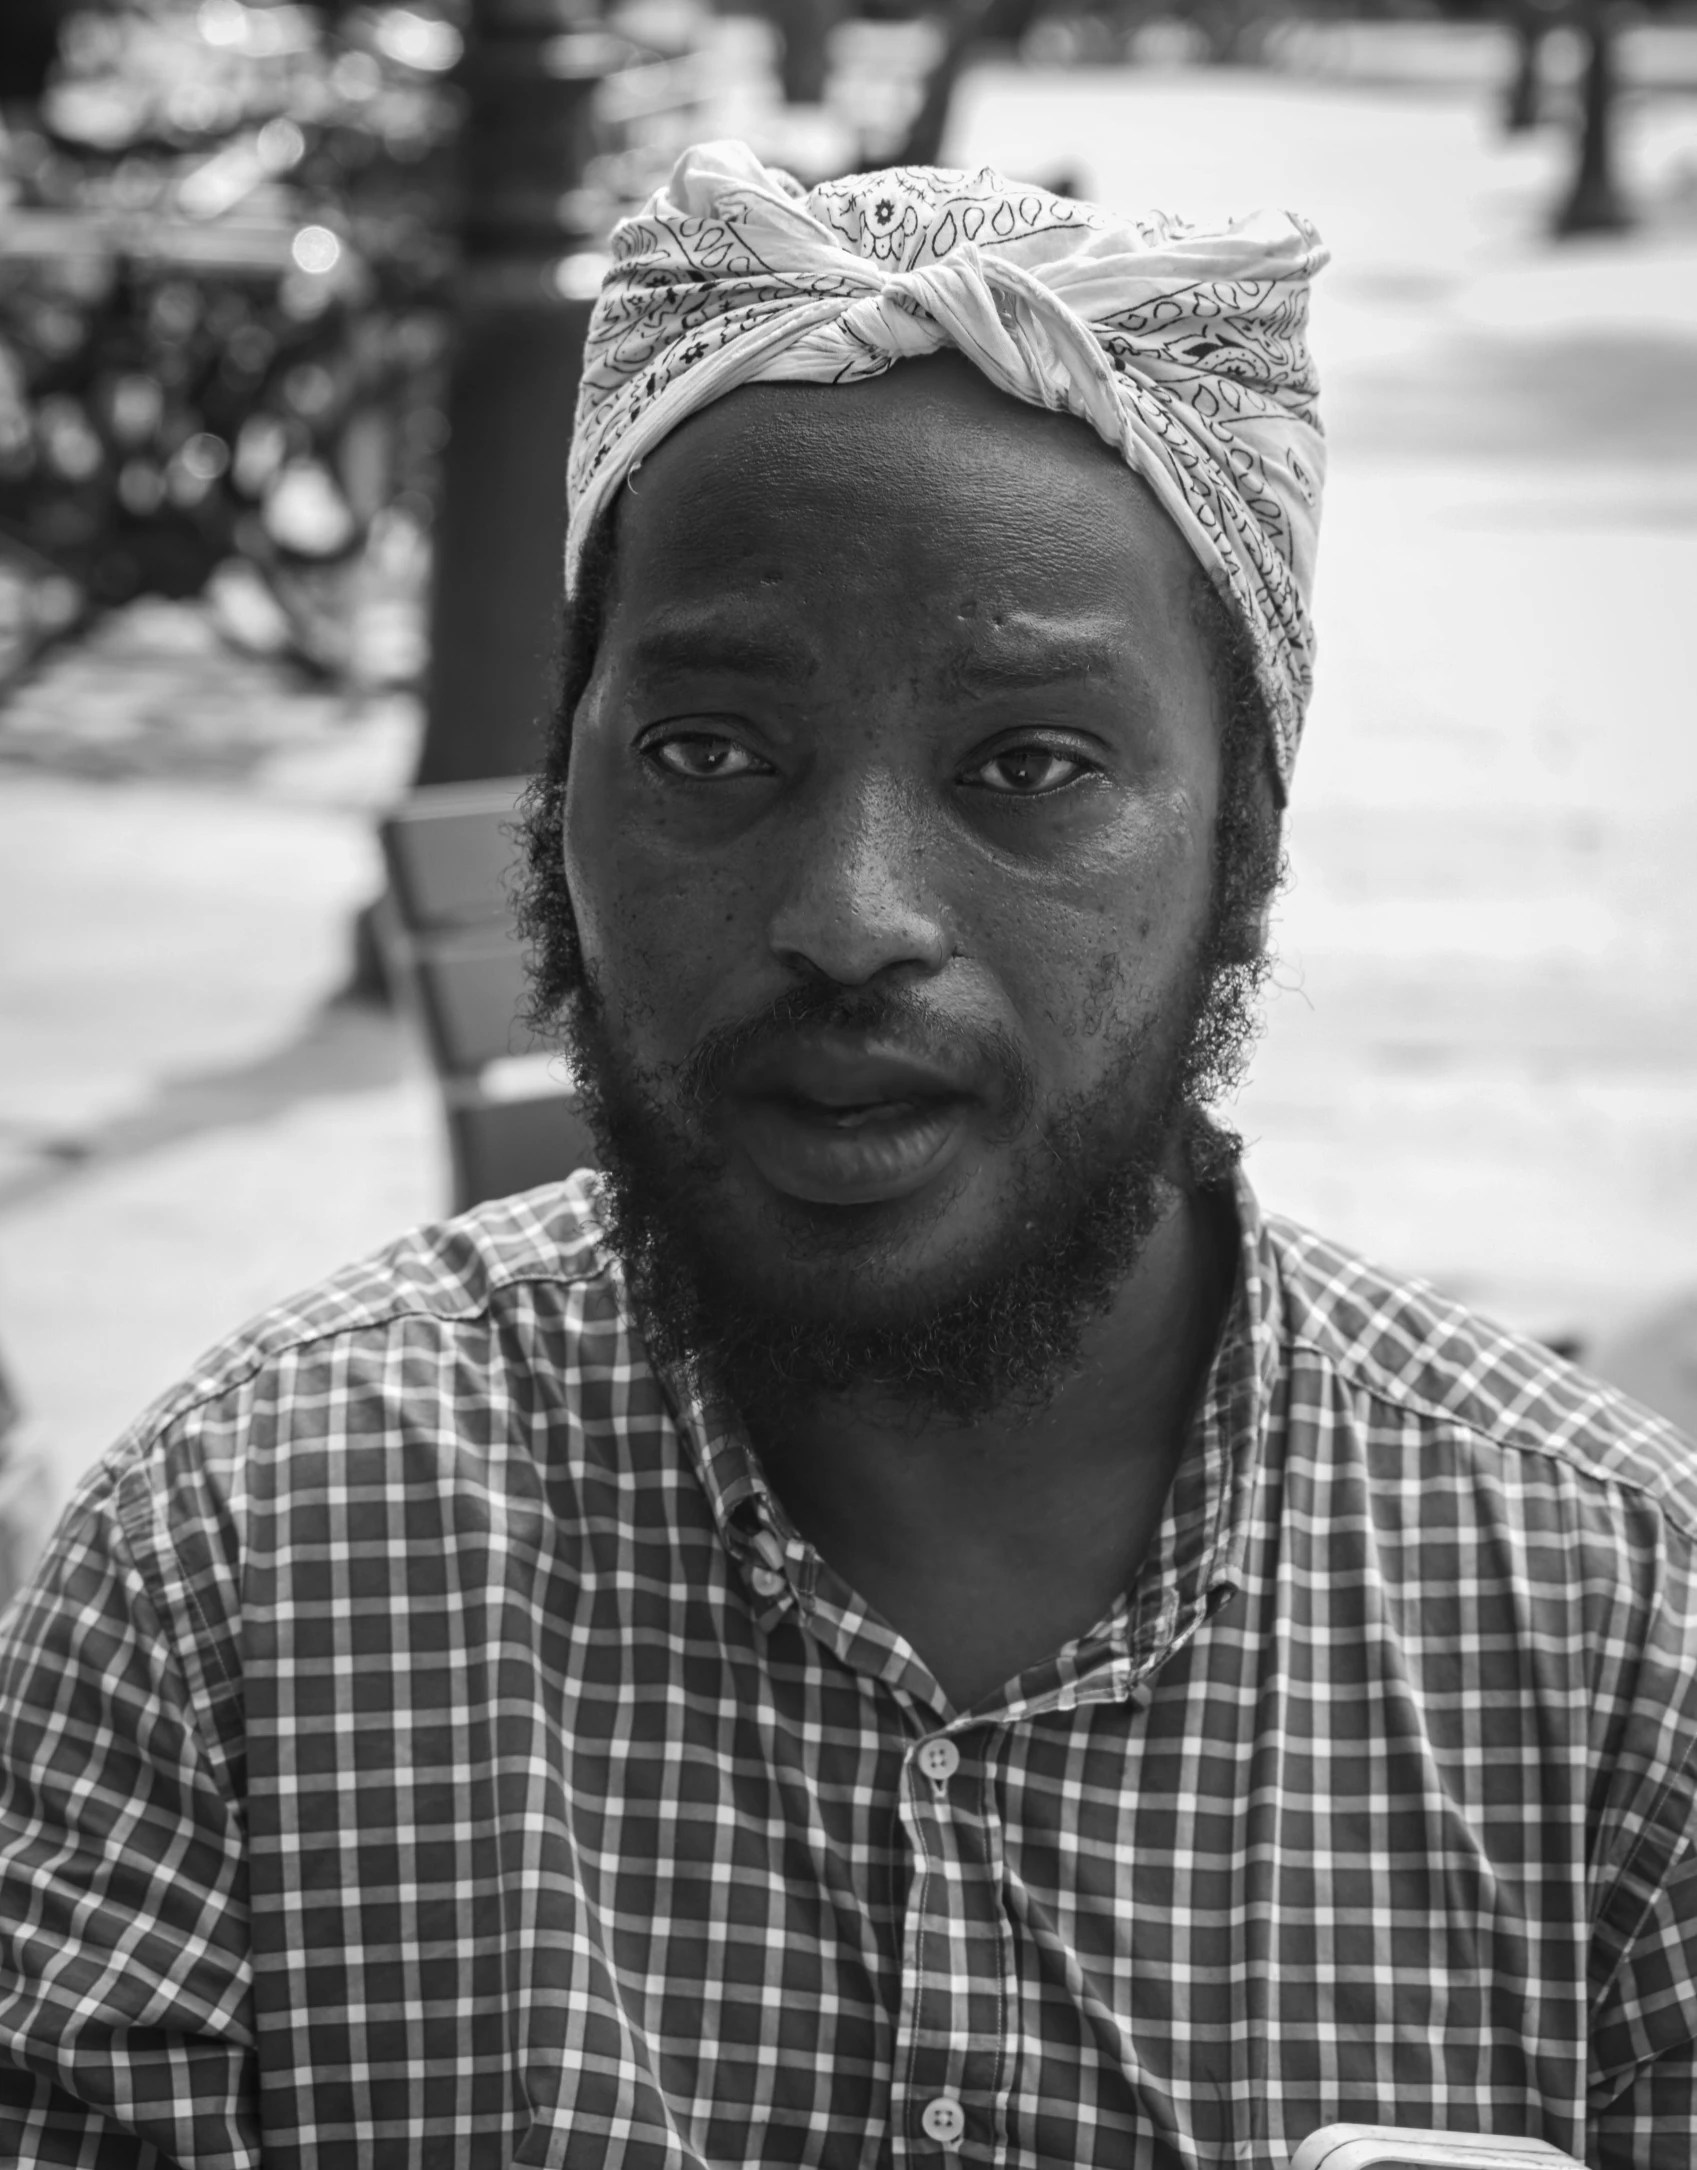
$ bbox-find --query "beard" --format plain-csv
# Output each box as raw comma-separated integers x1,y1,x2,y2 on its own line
559,929,1257,1431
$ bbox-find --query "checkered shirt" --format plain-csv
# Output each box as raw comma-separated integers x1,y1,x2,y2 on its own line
2,1170,1697,2169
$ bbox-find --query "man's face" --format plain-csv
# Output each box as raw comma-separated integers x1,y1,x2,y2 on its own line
559,354,1233,1417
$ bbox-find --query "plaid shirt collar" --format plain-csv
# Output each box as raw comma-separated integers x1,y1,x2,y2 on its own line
638,1170,1280,1728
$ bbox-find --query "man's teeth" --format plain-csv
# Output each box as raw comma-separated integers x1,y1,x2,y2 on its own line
827,1100,908,1129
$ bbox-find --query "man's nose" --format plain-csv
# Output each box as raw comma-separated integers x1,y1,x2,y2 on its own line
765,778,953,987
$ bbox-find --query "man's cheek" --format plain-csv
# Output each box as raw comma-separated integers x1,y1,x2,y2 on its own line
980,897,1143,1055
581,872,770,1066
1079,948,1128,1040
566,834,691,988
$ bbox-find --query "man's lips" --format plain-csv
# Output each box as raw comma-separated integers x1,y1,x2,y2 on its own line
729,1036,982,1111
727,1096,968,1206
720,1037,981,1206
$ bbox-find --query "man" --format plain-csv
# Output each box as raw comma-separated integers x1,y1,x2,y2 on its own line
0,143,1693,2167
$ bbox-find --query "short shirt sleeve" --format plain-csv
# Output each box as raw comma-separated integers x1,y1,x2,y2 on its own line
1590,1846,1697,2165
0,1425,258,2169
1587,1499,1697,2166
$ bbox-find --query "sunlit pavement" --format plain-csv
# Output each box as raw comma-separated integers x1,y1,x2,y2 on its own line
950,60,1697,1363
0,710,442,1527
2,50,1695,1544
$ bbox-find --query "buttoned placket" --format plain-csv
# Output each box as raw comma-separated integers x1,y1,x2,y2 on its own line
671,1327,1257,2164
891,1711,999,2162
888,1640,1163,2166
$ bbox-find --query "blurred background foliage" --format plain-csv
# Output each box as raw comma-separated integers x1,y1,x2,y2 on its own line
0,0,1676,699
0,0,478,683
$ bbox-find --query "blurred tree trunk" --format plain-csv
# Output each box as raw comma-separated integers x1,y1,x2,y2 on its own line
1553,1,1634,234
894,0,1045,166
412,0,609,789
1192,0,1267,64
1501,2,1547,131
0,0,63,106
772,0,836,103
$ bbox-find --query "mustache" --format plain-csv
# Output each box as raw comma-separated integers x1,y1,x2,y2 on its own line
673,979,1036,1128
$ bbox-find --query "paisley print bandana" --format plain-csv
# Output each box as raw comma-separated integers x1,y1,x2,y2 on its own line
567,139,1329,790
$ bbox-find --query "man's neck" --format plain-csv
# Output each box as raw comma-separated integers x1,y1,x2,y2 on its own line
743,1184,1239,1712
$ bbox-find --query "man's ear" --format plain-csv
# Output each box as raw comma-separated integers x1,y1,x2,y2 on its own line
1214,748,1283,967
1214,895,1275,969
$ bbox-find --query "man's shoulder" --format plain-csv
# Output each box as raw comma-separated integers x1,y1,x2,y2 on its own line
1261,1208,1697,1537
29,1176,643,1744
138,1171,623,1442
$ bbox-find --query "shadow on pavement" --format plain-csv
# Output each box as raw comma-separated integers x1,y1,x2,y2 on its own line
0,994,416,1214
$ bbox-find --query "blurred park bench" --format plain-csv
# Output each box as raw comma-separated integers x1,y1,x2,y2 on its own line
0,1350,52,1621
379,774,596,1211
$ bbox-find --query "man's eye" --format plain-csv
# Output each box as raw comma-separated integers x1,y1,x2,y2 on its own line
965,746,1091,796
646,734,770,781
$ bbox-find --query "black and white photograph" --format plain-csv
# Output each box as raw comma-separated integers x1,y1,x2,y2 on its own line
0,0,1694,2156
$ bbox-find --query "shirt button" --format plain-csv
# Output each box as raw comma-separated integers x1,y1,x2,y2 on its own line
920,2093,966,2147
750,1565,785,1597
917,1736,960,1784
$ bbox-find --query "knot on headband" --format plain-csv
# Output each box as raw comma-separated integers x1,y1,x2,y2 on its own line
567,140,1328,789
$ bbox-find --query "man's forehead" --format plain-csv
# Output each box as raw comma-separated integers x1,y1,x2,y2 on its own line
635,352,1130,494
608,358,1194,619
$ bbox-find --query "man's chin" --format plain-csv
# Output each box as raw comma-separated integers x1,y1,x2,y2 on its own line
649,1197,1032,1344
593,1138,1172,1428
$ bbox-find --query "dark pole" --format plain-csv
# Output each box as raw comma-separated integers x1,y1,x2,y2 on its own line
1552,1,1635,235
413,0,617,788
893,0,1039,168
1501,1,1546,132
0,0,62,109
772,0,835,103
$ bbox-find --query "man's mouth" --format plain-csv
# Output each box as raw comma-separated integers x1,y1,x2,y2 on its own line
812,1098,925,1130
722,1039,981,1206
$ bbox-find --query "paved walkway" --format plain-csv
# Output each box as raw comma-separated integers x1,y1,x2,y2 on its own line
951,60,1697,1351
0,634,439,1527
3,51,1696,1557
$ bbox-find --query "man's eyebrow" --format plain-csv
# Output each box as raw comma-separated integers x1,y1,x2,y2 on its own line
622,614,821,683
619,612,1135,696
943,625,1125,697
